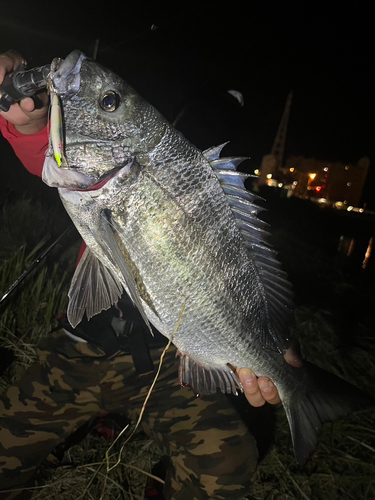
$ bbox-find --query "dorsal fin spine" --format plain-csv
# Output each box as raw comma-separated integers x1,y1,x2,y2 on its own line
202,142,229,161
208,146,295,352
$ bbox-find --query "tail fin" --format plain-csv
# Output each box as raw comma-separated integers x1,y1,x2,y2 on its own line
283,361,374,465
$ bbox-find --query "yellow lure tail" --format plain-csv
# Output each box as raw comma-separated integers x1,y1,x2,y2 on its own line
50,92,68,168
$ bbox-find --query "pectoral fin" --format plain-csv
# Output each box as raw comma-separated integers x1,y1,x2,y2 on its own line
67,246,123,328
68,211,152,334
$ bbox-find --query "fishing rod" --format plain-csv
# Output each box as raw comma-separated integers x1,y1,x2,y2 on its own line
0,224,74,305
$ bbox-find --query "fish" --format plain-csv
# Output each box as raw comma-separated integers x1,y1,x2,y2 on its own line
42,50,373,465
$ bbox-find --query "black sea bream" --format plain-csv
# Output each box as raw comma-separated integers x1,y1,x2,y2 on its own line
42,50,373,465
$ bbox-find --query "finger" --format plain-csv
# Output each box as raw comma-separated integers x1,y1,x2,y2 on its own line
19,97,36,113
284,338,303,368
0,50,24,84
237,368,266,407
20,92,49,114
257,377,281,405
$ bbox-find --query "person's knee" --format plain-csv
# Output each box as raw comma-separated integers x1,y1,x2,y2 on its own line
166,431,258,499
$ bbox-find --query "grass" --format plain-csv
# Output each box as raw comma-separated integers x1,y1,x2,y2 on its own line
0,247,69,390
248,303,375,500
0,197,78,389
0,196,375,499
31,431,164,500
250,408,375,500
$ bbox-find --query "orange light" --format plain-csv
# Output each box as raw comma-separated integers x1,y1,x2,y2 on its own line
363,237,373,269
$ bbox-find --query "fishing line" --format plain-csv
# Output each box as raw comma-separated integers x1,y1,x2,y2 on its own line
69,192,188,475
105,297,186,474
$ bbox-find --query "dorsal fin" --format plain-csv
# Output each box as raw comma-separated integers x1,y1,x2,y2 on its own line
210,156,249,171
221,183,264,204
207,146,294,352
203,142,229,161
213,169,253,188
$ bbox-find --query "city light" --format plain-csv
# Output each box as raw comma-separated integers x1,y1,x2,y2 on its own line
254,169,260,175
267,174,272,179
309,173,316,180
289,168,295,172
363,237,373,269
278,183,283,188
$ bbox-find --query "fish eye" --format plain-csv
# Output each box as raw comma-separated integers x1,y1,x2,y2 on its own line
99,91,120,112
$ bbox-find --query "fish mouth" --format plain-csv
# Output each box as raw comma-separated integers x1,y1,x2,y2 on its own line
77,160,133,192
50,50,87,96
77,167,122,191
42,155,124,191
44,50,126,191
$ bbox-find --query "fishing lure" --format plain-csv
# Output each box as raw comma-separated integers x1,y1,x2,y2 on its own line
47,59,69,168
49,92,68,168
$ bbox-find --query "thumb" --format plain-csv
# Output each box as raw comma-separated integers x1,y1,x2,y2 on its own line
19,97,36,113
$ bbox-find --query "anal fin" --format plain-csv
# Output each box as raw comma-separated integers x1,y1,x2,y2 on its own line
178,354,242,396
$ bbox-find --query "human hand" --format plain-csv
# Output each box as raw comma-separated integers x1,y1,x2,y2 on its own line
236,338,303,407
236,370,281,406
0,50,49,134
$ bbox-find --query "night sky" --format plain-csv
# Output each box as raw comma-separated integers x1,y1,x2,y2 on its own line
1,1,374,205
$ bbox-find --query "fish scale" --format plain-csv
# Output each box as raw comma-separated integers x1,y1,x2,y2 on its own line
42,50,374,466
112,168,259,361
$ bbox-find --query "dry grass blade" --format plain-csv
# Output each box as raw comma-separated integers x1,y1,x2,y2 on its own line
106,297,186,474
31,432,164,500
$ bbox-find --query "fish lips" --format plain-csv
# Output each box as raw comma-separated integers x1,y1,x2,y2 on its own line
42,155,96,189
42,155,126,191
51,50,87,96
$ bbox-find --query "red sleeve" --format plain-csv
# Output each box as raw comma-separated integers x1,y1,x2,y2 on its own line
0,115,87,263
0,115,48,178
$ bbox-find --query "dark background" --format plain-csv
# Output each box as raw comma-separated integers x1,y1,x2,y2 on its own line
0,3,374,489
0,0,374,206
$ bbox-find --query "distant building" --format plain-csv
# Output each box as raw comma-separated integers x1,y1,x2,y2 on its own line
256,92,293,189
282,156,369,207
255,93,370,209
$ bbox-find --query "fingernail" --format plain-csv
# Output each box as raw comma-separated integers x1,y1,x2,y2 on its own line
258,379,273,393
239,368,256,385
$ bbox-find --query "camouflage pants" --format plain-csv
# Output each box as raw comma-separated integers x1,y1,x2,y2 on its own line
0,330,258,499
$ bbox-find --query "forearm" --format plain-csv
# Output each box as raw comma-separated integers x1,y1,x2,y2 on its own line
0,116,48,177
